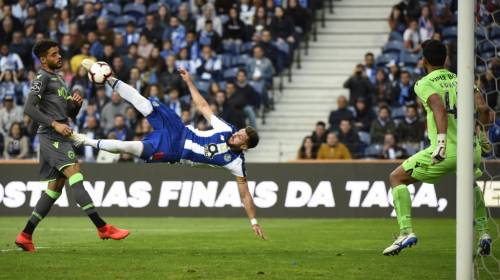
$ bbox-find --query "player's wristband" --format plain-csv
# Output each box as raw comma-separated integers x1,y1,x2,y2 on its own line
437,134,446,145
250,218,258,226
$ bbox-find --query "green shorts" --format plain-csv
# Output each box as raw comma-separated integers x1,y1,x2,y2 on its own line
39,132,77,181
402,145,482,183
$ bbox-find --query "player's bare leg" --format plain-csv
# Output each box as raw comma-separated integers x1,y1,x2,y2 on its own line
74,59,150,156
383,166,418,256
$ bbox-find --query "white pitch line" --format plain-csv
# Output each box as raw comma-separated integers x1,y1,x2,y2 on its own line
1,246,51,252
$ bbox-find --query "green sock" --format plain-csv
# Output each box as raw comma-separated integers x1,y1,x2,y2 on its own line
474,185,489,235
392,184,413,235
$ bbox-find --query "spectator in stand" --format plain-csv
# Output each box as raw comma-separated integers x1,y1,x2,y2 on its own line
113,34,127,56
0,70,22,102
112,56,129,82
10,31,31,69
258,29,279,69
193,45,222,81
79,115,103,162
165,88,188,117
58,8,71,35
224,7,246,43
353,97,375,133
2,4,23,32
96,17,114,45
388,5,407,34
270,6,295,46
128,67,147,94
373,68,393,106
111,114,133,141
343,64,374,106
196,3,223,36
70,42,96,73
0,94,23,136
387,61,400,83
141,13,163,45
297,136,317,160
248,45,274,105
3,122,29,159
286,0,311,35
391,70,415,106
125,21,140,46
419,5,434,41
403,20,422,53
370,105,396,144
144,84,164,103
224,81,247,129
0,44,24,78
337,120,361,158
100,92,129,134
236,69,259,128
253,6,270,36
138,35,154,59
176,47,196,74
396,104,424,152
240,0,256,26
311,121,327,147
317,132,352,160
12,0,29,23
76,2,97,34
95,87,109,112
199,20,222,53
380,133,407,159
178,4,196,33
328,95,354,132
88,32,104,60
125,107,139,131
183,31,200,61
364,52,376,84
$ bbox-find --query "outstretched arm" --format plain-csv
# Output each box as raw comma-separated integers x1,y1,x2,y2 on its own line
236,176,266,240
178,68,213,121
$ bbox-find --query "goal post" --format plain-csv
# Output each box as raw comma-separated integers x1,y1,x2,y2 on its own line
457,0,475,279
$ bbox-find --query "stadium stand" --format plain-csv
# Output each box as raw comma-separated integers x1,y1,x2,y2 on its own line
0,0,320,162
297,0,500,161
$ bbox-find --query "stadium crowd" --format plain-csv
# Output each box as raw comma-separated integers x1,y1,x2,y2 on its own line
0,0,314,161
298,0,500,160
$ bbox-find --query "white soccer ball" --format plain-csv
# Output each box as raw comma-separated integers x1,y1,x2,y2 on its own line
87,61,112,84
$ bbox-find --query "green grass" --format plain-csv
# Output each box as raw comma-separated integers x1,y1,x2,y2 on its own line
0,218,499,280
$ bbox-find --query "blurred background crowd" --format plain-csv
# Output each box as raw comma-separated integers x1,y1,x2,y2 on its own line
297,0,500,161
0,0,314,161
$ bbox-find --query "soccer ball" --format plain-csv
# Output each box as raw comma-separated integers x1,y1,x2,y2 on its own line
87,61,112,84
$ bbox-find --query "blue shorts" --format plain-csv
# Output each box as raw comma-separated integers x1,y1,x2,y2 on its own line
141,99,187,162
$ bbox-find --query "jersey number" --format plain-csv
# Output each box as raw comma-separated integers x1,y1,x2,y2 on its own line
444,91,457,119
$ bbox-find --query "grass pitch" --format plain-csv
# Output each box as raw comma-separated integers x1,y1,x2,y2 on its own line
0,217,499,279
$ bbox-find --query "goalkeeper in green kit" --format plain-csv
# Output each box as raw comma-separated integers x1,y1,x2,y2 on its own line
383,40,494,256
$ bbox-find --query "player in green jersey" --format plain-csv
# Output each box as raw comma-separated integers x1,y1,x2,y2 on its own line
383,40,494,256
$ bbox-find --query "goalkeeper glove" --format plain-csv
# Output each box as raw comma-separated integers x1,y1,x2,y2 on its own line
431,134,446,164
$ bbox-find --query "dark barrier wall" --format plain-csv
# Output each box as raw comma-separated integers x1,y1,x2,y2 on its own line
0,162,499,217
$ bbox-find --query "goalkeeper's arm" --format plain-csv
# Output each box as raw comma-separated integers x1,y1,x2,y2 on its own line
428,94,448,163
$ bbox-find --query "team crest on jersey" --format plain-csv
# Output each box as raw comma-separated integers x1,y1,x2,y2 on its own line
31,80,42,93
224,154,232,162
152,101,160,107
205,143,218,159
220,135,224,141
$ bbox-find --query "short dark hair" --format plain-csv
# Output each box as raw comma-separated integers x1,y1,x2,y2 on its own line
400,70,410,76
245,126,259,149
316,121,326,127
365,52,374,58
33,40,59,59
422,39,447,67
237,68,247,75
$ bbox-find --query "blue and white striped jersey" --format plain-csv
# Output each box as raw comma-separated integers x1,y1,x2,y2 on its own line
180,115,246,177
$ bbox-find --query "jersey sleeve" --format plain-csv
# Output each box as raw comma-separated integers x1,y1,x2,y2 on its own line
224,156,246,177
210,115,234,133
414,79,435,103
29,73,49,99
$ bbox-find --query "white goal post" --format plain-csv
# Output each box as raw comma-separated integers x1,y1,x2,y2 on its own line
457,0,475,279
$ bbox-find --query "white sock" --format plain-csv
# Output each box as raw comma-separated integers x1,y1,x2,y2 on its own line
111,79,153,117
93,139,144,157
